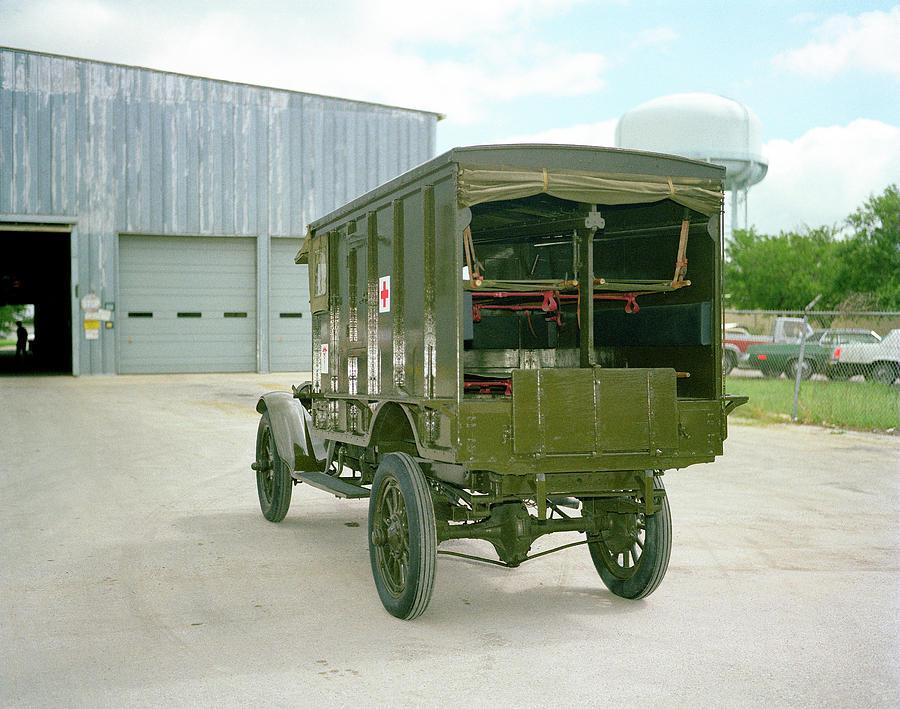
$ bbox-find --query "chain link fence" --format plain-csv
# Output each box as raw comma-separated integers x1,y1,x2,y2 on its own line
724,309,900,432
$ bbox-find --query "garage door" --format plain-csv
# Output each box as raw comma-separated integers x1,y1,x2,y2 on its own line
119,235,257,373
269,238,311,371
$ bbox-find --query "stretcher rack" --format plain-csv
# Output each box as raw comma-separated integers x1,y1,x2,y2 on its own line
467,277,691,321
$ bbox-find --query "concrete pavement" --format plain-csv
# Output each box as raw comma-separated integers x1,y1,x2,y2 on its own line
1,373,898,707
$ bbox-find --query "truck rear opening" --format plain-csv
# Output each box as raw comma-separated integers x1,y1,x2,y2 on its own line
463,192,717,403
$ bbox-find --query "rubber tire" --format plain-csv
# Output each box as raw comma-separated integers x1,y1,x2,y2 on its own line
255,411,293,523
723,351,737,375
787,358,812,380
867,362,899,385
588,477,671,600
368,452,437,620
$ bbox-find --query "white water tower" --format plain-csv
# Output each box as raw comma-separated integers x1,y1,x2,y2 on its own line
615,93,767,236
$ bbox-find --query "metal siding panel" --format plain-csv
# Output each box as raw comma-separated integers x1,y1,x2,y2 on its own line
65,93,79,214
37,82,52,211
177,101,188,232
237,102,258,234
335,107,348,205
0,62,12,213
302,95,322,222
112,85,127,229
13,86,31,212
162,99,174,233
353,108,366,204
125,98,140,231
323,103,335,215
209,90,225,233
268,100,289,237
289,95,304,234
148,90,164,233
185,100,200,234
219,100,235,235
197,88,211,233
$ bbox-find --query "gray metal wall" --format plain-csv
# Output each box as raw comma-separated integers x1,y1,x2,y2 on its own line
0,47,438,374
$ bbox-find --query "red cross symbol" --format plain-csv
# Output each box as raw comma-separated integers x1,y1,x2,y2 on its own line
378,276,390,312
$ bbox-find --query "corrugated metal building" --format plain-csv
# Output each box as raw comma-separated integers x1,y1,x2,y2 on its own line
0,47,439,375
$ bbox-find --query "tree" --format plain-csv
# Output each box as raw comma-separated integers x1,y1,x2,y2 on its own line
724,184,900,311
0,304,27,337
724,226,840,310
836,184,900,310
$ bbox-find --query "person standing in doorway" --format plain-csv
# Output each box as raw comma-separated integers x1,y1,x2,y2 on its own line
15,321,27,359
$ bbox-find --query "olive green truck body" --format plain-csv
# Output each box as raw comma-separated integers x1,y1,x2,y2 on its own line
253,144,746,619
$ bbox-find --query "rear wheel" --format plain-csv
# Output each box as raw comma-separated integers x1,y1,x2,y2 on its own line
587,476,671,600
787,358,812,380
368,452,436,620
867,362,899,385
255,411,293,522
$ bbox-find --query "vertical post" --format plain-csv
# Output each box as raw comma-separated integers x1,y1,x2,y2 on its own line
791,294,822,421
577,223,595,369
423,185,436,398
328,229,341,393
392,199,406,390
367,212,380,395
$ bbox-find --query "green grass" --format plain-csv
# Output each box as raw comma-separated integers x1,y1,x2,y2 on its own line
0,339,14,347
726,376,900,432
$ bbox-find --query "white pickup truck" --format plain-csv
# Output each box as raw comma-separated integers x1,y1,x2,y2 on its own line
827,329,900,384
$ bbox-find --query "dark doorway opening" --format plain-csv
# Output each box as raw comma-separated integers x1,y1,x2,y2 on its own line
1,228,72,375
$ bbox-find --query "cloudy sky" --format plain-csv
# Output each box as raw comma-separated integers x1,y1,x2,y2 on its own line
1,0,898,234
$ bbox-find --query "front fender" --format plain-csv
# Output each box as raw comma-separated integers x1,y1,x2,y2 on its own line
257,391,326,473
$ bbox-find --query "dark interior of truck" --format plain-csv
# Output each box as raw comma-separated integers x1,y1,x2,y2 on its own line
462,194,716,399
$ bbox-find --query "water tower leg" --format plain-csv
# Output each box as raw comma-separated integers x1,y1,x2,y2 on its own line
731,188,739,238
743,188,749,232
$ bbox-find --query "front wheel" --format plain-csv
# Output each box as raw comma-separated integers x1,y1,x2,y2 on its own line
587,476,671,600
255,411,293,522
723,350,737,375
368,452,437,620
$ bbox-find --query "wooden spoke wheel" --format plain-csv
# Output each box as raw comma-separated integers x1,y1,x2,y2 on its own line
254,411,292,523
587,476,671,600
368,452,436,620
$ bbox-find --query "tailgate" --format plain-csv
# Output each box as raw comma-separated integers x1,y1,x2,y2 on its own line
511,367,678,456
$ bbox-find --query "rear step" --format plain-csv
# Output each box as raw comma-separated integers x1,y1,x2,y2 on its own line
291,471,370,499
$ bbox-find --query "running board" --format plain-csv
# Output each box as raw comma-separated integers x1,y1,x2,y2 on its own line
291,471,370,499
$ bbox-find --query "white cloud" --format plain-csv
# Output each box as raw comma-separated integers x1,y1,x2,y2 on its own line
774,5,900,81
355,0,588,45
747,119,900,234
629,26,678,49
500,119,619,146
0,0,608,123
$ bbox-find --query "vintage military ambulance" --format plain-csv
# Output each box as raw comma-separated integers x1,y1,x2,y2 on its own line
252,145,746,619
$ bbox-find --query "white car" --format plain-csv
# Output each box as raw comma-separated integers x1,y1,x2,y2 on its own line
828,329,900,384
